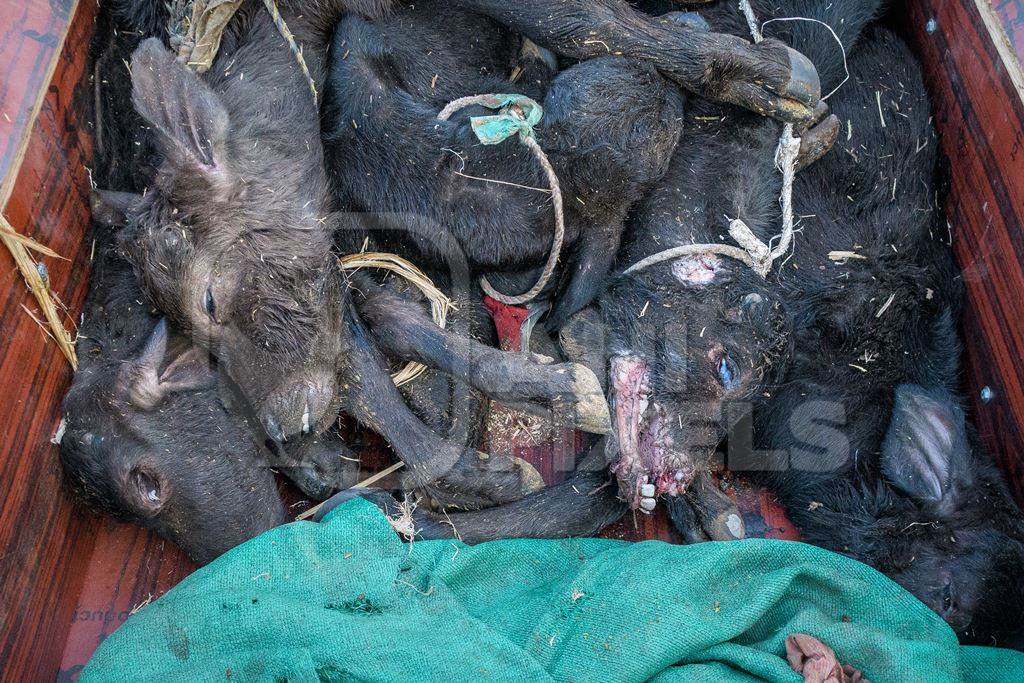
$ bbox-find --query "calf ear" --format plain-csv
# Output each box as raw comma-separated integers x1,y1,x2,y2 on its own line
881,384,972,507
121,320,215,410
123,462,169,518
130,38,230,179
91,189,141,226
158,346,216,394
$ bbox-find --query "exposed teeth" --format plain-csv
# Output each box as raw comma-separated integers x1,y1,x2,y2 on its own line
641,483,656,498
639,497,657,513
301,403,311,434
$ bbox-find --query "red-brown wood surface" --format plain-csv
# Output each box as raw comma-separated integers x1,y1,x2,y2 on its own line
0,0,76,186
904,0,1024,504
0,0,98,679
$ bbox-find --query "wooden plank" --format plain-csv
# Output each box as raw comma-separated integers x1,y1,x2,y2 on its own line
904,0,1024,503
0,1,98,679
58,521,195,680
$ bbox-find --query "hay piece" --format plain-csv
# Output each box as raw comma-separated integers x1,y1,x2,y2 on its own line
338,252,453,387
828,250,867,262
1,214,77,368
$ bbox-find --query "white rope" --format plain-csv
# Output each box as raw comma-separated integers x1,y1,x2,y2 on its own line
623,0,804,280
437,95,565,306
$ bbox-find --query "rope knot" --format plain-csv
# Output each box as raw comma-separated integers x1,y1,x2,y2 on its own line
437,94,562,306
438,94,544,145
467,94,544,145
728,219,771,263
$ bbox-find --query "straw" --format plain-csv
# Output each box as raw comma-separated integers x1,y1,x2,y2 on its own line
1,214,77,368
338,251,453,386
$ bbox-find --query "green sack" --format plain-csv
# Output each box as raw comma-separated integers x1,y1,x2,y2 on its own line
81,499,1024,682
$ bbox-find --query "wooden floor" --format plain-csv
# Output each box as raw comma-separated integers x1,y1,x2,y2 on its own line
0,0,1022,680
904,0,1024,503
0,1,100,680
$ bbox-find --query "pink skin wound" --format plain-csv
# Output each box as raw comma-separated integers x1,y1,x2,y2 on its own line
609,355,696,510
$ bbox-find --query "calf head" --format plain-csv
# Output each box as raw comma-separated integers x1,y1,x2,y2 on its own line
601,253,789,509
94,38,344,441
60,320,286,564
870,385,1024,647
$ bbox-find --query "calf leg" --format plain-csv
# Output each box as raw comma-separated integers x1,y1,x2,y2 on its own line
313,447,625,542
339,302,542,508
453,0,821,123
354,280,611,434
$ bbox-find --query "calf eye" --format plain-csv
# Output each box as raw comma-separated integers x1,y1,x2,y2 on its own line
717,355,741,391
204,287,217,320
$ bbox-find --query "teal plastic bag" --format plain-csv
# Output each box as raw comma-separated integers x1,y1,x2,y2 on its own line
466,93,544,144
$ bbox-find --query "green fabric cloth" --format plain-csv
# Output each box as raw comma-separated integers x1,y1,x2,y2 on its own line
81,499,1024,682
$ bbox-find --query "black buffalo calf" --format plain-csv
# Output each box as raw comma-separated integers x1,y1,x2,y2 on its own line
59,227,288,565
746,28,1024,649
586,0,870,538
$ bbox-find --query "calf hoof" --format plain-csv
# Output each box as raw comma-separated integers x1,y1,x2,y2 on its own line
795,113,841,172
666,473,745,543
796,100,831,132
569,364,613,434
714,40,821,124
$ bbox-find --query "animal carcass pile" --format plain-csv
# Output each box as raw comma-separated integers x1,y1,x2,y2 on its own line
59,0,1024,650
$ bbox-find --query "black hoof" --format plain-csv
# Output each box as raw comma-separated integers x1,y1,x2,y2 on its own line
795,113,841,172
784,46,821,108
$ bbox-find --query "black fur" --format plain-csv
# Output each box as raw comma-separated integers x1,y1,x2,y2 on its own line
741,29,1024,648
322,0,685,328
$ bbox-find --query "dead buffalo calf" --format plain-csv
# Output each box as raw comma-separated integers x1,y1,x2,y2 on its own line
585,0,869,539
94,0,390,444
59,228,287,565
744,28,1024,648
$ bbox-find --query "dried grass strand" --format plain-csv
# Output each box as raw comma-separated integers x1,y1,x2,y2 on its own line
338,251,453,386
1,214,77,368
